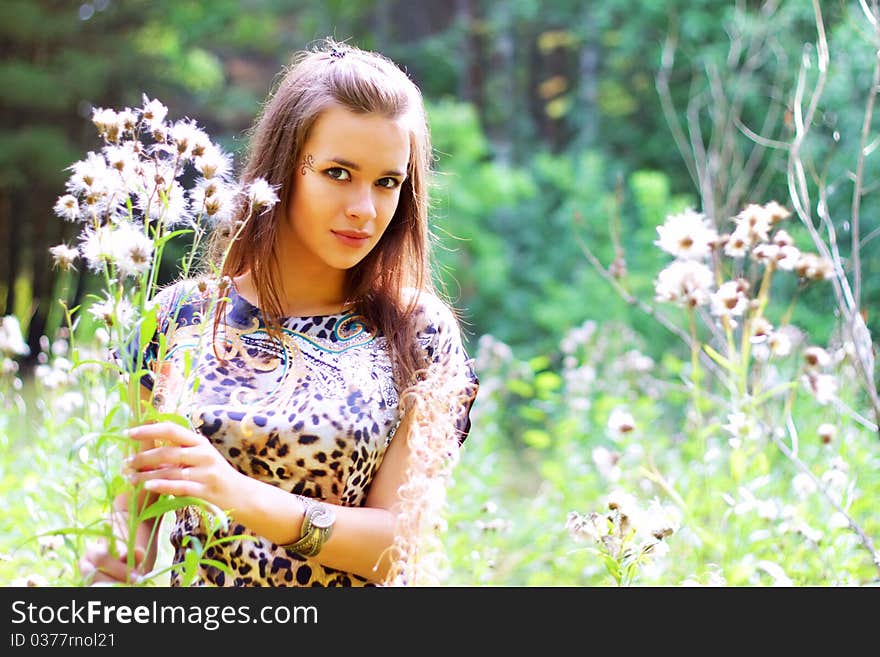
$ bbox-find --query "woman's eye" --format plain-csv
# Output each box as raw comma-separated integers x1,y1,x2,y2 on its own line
325,167,350,181
376,177,400,189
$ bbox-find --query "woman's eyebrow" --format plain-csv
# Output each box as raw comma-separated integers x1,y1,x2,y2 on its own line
329,157,405,178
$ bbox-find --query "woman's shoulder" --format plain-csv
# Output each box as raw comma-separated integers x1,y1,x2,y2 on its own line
403,288,462,336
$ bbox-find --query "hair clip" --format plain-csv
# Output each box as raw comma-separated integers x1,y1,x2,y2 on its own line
329,47,346,61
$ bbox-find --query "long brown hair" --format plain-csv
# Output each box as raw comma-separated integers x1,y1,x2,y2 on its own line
206,38,436,389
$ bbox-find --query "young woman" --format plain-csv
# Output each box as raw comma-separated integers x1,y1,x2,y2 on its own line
79,39,478,587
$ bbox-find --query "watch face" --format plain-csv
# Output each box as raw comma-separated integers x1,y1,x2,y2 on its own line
311,506,335,530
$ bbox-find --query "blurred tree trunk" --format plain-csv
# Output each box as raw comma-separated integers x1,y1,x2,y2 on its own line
455,0,485,109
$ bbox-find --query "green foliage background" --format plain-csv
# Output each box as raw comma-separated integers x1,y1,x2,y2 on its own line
2,0,879,586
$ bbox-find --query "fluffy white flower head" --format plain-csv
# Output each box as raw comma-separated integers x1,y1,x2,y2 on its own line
655,209,718,260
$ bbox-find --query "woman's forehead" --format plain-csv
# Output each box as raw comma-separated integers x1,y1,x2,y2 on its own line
305,105,411,171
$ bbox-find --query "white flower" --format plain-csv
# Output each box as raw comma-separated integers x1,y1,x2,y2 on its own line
722,411,759,444
768,330,792,357
654,260,714,308
803,346,831,369
776,245,801,271
655,209,718,260
190,178,238,224
763,200,791,223
150,181,192,228
193,143,233,180
246,178,280,214
795,253,834,280
751,242,779,265
141,95,168,129
0,316,30,357
817,423,836,444
79,225,116,273
49,244,79,270
749,317,774,344
772,229,795,247
710,280,749,319
606,489,639,520
170,119,210,160
10,574,49,587
92,107,124,142
88,295,135,329
112,223,154,277
644,498,681,540
592,446,621,482
607,408,635,437
801,372,837,404
53,194,80,222
792,471,817,499
566,511,605,544
723,229,750,258
103,142,140,188
734,203,773,244
66,151,113,197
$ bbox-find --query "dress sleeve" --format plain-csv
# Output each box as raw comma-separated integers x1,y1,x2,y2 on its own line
414,294,479,445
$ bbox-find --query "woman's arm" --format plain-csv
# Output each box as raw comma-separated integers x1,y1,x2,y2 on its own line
124,410,417,583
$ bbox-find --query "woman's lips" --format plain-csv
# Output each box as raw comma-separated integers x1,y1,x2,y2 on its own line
332,230,371,247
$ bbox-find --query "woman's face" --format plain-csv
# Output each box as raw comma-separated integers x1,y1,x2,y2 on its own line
282,104,411,275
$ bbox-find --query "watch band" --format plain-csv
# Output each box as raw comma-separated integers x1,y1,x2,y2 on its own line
281,495,336,557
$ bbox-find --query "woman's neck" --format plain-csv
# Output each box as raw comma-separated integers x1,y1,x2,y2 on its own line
233,270,350,317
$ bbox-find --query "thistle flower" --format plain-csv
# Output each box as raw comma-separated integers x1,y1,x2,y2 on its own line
190,178,237,224
194,143,233,180
763,200,792,223
654,259,714,308
804,346,831,369
817,423,836,444
112,223,154,277
710,280,749,320
734,203,773,244
794,253,834,280
88,295,135,329
566,510,606,543
53,194,80,222
722,229,750,258
49,244,79,271
170,119,211,160
92,107,124,143
655,208,718,260
79,225,116,273
767,330,793,357
246,178,280,214
141,95,168,130
592,446,621,482
607,407,635,437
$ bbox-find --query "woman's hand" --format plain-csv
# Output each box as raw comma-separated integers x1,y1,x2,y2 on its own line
79,538,146,586
124,421,248,512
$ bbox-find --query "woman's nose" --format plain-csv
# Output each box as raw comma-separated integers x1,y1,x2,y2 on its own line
345,186,377,222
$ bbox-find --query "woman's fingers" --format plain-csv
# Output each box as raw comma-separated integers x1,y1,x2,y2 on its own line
125,445,198,474
126,421,203,447
80,541,145,585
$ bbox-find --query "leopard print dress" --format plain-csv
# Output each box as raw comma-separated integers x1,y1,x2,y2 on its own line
135,279,478,587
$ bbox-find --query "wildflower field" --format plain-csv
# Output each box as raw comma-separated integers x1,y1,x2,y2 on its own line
3,1,880,587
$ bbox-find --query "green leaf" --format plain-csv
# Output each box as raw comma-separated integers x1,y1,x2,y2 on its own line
139,495,202,521
702,343,735,371
138,304,158,354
